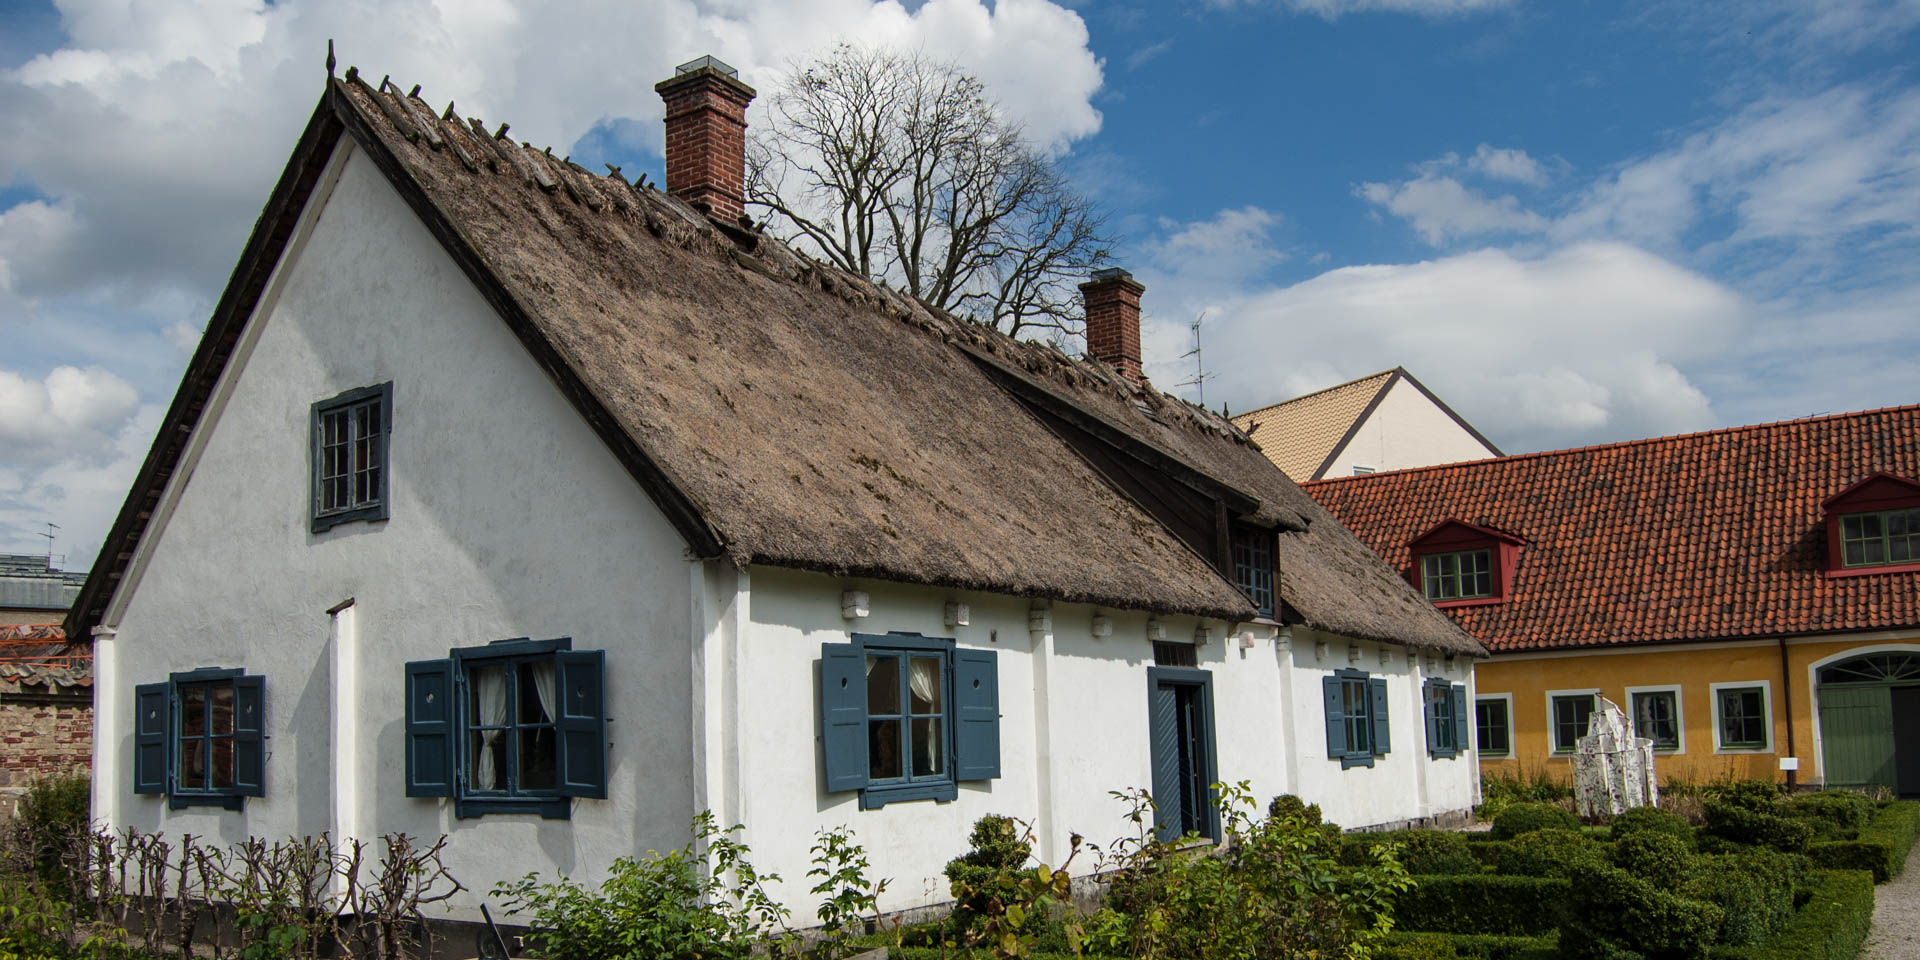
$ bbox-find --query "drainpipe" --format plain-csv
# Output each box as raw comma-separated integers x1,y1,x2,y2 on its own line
1779,636,1797,791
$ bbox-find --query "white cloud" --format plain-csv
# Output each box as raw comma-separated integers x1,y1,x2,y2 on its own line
1467,144,1546,185
164,319,202,353
0,365,141,468
0,401,160,568
1152,206,1287,285
1357,175,1547,245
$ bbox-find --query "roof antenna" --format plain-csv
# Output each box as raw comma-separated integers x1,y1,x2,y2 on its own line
326,39,336,78
37,522,58,565
1176,310,1215,406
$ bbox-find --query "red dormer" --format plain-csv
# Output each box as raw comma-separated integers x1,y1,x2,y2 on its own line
1408,519,1525,608
1822,472,1920,578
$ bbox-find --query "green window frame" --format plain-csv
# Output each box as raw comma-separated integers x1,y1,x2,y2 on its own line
1475,697,1510,755
1631,690,1681,751
311,382,393,533
1716,686,1769,750
1550,693,1597,753
1421,549,1492,601
1839,508,1920,567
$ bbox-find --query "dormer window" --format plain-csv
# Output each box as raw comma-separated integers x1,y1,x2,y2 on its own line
1231,524,1276,619
1821,473,1920,577
1408,519,1523,608
1421,549,1492,601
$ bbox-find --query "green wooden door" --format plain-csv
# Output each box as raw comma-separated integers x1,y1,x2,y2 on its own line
1819,685,1895,791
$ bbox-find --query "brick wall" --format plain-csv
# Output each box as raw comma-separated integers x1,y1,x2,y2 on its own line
0,676,92,818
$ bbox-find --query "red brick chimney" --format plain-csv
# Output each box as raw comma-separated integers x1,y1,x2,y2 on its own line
654,56,757,225
1081,267,1146,384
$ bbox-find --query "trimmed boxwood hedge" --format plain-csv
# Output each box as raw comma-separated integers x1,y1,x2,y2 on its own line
1375,932,1559,960
1392,875,1569,936
1709,869,1874,960
1807,799,1920,882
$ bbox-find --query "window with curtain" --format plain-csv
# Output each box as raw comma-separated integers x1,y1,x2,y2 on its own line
819,633,1001,809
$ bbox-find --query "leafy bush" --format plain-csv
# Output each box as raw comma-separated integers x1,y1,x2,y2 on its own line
1375,932,1559,960
1806,799,1920,882
1702,800,1812,853
6,775,89,903
1612,832,1693,889
1561,863,1722,960
945,815,1035,931
1785,791,1874,839
1344,830,1480,876
1681,852,1798,947
1610,805,1694,843
1390,876,1568,936
1704,779,1783,812
1492,829,1607,879
1490,803,1577,840
492,812,789,960
1709,870,1874,960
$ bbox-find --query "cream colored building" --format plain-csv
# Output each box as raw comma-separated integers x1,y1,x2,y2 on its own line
1232,368,1501,481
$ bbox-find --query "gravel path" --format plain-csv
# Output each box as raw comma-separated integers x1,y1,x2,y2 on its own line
1864,863,1920,960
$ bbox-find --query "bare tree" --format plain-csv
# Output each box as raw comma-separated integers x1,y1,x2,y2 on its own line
748,45,1113,343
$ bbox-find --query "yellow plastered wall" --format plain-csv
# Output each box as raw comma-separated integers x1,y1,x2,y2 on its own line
1475,633,1920,787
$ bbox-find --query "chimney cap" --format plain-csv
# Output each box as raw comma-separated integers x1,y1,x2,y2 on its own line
1080,266,1145,294
1090,267,1133,282
676,55,739,78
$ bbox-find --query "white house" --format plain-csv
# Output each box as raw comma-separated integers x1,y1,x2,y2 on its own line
74,57,1485,921
1232,368,1502,482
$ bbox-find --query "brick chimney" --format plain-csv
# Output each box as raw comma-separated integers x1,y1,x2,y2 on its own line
654,55,757,225
1081,267,1146,384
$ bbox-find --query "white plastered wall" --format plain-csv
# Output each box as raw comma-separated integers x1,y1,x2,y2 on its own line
94,144,696,914
1325,377,1497,478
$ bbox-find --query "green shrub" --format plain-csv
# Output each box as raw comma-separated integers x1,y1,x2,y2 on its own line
1702,800,1812,853
1375,932,1559,960
1682,852,1798,947
1709,870,1873,960
944,814,1034,931
1704,779,1783,812
1610,805,1694,843
1561,863,1722,960
1785,791,1874,839
7,774,89,904
1612,832,1693,889
1343,830,1480,876
1490,803,1577,840
1806,799,1920,882
1390,876,1569,936
1492,829,1606,879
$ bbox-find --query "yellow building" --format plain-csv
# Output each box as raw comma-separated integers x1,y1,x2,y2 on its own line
1304,406,1920,793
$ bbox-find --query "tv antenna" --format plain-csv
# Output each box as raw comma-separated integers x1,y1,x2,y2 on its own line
38,522,59,562
1176,311,1215,406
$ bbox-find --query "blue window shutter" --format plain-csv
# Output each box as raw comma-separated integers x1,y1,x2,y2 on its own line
953,649,1000,781
404,659,455,798
1451,684,1470,756
556,650,608,799
1148,681,1183,843
1321,675,1345,758
1370,677,1392,755
232,675,266,796
820,643,868,793
1424,681,1442,757
133,682,169,795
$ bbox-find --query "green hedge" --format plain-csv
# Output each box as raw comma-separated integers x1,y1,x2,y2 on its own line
1342,830,1482,875
1374,931,1558,960
1392,875,1569,936
1807,799,1920,883
1709,870,1874,960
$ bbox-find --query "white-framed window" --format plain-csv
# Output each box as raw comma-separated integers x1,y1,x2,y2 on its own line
1475,692,1513,756
1625,684,1684,753
1546,688,1601,754
1710,680,1773,754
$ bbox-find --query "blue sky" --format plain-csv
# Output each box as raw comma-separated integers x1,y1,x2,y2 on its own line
2,0,1917,566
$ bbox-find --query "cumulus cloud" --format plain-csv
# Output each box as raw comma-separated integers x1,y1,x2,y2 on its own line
1467,144,1547,185
0,366,141,467
1357,176,1547,245
0,400,160,572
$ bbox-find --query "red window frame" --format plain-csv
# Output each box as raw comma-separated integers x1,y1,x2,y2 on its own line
1821,472,1920,578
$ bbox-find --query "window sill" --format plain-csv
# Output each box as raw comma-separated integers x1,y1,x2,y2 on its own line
859,780,958,810
1431,596,1505,609
1714,746,1774,756
455,796,571,819
168,793,245,811
1338,754,1376,770
312,506,388,534
1826,561,1920,578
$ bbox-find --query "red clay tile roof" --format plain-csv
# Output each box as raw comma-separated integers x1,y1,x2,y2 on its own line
1302,405,1920,653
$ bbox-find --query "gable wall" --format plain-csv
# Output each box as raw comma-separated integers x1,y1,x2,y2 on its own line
1324,378,1497,478
95,144,696,897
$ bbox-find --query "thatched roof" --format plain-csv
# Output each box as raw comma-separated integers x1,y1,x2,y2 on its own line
70,69,1483,656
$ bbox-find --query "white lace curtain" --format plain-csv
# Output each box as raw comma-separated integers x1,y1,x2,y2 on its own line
909,657,940,772
472,668,509,790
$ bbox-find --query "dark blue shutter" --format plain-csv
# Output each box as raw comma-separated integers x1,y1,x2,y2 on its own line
1148,681,1183,843
820,644,868,793
1370,677,1392,755
232,675,266,796
557,650,608,799
1322,675,1346,758
954,649,1000,781
404,659,455,797
1451,684,1470,756
133,682,169,795
1424,681,1443,757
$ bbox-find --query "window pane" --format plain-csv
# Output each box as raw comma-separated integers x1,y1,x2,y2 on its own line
178,738,205,789
468,664,510,726
517,662,556,724
912,717,944,777
908,657,942,714
210,738,235,789
469,730,506,790
181,684,206,737
1842,515,1864,540
1845,541,1866,565
868,719,902,780
1864,539,1886,564
209,682,234,736
519,728,557,790
866,655,900,715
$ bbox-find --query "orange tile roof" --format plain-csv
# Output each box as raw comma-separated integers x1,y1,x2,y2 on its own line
1302,405,1920,653
1231,370,1395,481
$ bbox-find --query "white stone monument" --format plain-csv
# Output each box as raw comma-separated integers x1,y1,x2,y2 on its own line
1573,697,1658,819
